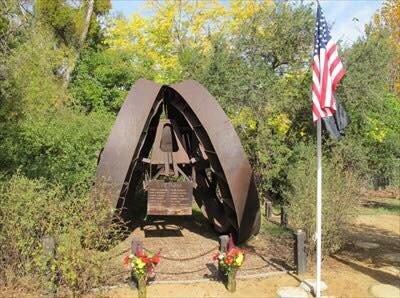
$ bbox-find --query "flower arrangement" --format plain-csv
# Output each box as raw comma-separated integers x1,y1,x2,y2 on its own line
214,246,245,273
124,245,160,298
213,235,244,292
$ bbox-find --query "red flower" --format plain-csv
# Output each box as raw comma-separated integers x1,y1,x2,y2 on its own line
225,255,234,265
135,245,145,257
140,255,150,264
151,252,161,264
228,247,241,257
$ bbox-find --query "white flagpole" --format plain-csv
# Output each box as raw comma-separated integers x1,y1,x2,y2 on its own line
316,118,322,297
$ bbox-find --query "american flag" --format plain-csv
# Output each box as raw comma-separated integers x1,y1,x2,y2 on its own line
311,3,346,122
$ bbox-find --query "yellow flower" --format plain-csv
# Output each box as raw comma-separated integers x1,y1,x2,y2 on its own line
235,252,244,266
135,258,146,269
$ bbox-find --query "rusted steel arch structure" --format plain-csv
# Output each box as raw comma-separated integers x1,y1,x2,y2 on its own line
94,79,260,242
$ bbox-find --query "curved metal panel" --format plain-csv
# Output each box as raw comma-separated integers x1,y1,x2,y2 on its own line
94,79,162,208
94,78,260,242
170,80,260,241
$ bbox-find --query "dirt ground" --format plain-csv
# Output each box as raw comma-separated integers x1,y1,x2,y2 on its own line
89,196,400,298
106,214,293,283
88,259,398,298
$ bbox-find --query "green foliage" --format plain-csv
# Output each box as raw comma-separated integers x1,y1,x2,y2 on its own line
337,26,400,187
185,3,315,196
0,174,122,294
232,2,314,72
35,0,78,46
260,220,292,238
3,27,69,119
70,48,139,113
284,144,360,255
35,0,111,49
0,110,114,189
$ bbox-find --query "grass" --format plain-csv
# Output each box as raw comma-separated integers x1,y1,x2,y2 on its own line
358,197,400,215
260,219,292,238
192,202,293,238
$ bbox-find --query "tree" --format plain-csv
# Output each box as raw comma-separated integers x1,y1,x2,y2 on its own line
34,0,111,85
336,12,400,187
371,0,400,95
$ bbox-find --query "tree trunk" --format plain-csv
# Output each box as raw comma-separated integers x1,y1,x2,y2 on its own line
79,0,94,48
63,0,95,86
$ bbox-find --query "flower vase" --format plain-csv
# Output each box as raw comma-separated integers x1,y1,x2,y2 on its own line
137,276,147,298
226,269,237,292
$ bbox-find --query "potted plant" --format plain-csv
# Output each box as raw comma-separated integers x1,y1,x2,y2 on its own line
124,246,160,298
213,236,244,292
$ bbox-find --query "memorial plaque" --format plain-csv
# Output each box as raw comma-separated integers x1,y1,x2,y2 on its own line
147,180,193,215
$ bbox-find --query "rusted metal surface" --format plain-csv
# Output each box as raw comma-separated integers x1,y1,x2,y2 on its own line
93,79,260,242
147,180,193,216
169,80,260,242
94,79,162,208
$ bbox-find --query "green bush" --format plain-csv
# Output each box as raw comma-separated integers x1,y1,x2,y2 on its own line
284,144,360,255
0,174,123,294
70,48,141,113
3,26,70,118
0,109,114,189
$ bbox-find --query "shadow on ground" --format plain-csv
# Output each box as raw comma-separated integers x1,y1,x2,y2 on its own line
342,223,400,268
332,255,400,288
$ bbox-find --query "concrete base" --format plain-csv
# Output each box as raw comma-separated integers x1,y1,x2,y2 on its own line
277,286,309,298
300,279,328,293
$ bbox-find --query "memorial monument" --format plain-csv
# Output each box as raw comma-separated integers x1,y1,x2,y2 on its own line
93,79,260,242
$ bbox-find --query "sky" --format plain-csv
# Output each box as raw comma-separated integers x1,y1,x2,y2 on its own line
111,0,383,44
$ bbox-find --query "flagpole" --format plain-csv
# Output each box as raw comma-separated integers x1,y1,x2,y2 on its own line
316,118,322,297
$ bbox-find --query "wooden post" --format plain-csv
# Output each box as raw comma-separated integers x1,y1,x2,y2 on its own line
219,235,229,252
265,200,272,220
294,229,307,275
218,235,229,281
131,238,143,254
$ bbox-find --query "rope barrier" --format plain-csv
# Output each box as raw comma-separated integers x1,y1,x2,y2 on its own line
113,245,287,277
143,245,219,261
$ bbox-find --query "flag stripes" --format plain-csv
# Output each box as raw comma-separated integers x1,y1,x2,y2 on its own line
312,5,345,122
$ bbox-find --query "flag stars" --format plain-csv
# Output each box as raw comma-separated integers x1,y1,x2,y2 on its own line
314,5,332,52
